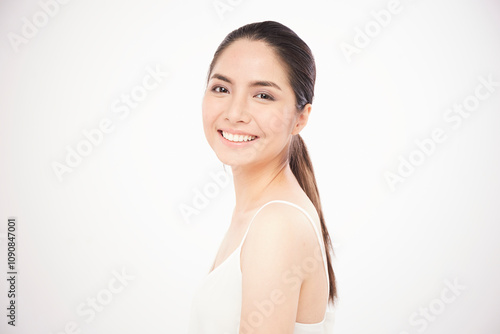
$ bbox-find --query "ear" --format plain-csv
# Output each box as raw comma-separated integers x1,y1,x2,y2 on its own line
291,103,312,135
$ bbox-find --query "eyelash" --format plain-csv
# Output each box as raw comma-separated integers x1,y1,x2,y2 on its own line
211,85,275,101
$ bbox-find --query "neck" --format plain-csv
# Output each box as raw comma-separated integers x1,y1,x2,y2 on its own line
230,155,296,215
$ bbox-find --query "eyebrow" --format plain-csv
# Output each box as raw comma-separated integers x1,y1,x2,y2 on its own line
210,73,282,91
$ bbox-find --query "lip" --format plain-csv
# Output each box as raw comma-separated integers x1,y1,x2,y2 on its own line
217,129,259,146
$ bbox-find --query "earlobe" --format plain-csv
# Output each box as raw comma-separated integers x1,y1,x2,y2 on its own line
291,104,312,135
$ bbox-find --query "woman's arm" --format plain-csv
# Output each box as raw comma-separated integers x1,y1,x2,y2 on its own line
239,203,316,334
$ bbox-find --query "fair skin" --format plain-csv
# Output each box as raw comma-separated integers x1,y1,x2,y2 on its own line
202,39,328,333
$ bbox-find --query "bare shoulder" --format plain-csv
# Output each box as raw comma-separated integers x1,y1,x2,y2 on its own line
254,200,317,234
240,200,320,271
238,200,321,330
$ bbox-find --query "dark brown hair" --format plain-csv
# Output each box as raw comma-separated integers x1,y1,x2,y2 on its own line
206,20,337,305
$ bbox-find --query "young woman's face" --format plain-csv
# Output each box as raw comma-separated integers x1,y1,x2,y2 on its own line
202,39,300,169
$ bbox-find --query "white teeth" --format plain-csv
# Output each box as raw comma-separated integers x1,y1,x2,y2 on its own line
221,131,256,142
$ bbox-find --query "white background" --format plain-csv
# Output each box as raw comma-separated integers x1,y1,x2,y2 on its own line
1,0,499,333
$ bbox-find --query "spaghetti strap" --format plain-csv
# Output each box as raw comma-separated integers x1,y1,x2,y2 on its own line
188,199,335,333
238,200,331,307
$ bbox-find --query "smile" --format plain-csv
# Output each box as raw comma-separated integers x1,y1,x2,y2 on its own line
219,130,257,143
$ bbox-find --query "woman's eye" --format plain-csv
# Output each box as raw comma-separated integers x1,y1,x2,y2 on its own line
255,93,274,100
213,86,228,93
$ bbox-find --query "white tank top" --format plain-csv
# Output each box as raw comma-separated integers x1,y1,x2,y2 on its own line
188,200,335,333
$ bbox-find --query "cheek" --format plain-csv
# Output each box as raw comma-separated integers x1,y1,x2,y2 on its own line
260,108,296,139
202,95,217,128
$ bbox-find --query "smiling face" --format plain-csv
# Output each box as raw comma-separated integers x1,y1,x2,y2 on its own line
202,39,307,170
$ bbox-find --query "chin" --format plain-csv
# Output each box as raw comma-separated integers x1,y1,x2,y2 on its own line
215,154,250,168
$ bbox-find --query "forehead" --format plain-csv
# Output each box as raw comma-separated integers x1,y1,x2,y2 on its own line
211,39,289,87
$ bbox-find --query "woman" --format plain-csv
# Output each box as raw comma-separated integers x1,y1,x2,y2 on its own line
188,20,337,333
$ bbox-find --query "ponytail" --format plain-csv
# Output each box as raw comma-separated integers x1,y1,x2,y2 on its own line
206,19,337,304
289,134,337,305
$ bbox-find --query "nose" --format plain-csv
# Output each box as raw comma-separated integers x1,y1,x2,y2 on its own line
224,92,250,123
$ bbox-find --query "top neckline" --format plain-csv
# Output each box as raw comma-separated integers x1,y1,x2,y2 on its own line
206,199,331,307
